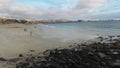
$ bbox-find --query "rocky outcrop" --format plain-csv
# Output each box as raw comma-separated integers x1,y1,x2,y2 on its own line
15,36,120,68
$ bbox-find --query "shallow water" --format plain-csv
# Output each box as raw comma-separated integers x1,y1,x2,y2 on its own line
45,21,120,37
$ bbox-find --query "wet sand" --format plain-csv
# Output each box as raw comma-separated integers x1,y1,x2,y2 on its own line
0,24,68,68
0,24,70,59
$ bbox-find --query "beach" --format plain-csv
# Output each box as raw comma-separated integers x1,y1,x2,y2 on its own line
0,24,70,67
0,21,120,68
0,0,120,68
1,35,120,68
15,35,120,68
0,24,71,58
0,22,99,68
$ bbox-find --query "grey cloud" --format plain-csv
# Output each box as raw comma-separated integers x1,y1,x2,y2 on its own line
0,0,108,20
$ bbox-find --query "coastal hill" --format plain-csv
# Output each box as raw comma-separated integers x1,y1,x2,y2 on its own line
0,17,120,24
0,17,69,24
0,17,42,24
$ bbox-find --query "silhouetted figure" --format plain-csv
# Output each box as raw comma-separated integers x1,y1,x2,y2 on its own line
30,31,32,36
24,28,27,32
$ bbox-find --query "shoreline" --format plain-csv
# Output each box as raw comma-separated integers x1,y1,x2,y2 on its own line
0,35,120,68
0,23,120,68
16,36,120,68
0,17,120,24
0,23,72,58
0,23,71,68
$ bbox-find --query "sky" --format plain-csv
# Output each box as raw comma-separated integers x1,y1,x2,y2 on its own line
0,0,120,20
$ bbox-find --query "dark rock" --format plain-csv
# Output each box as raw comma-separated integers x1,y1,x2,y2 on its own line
30,50,35,52
0,57,7,61
19,54,23,57
8,58,20,62
15,36,120,68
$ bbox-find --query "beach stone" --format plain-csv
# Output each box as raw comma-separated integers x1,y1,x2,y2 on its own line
112,52,119,55
15,36,120,68
0,58,7,61
19,54,23,57
112,60,120,66
30,50,35,52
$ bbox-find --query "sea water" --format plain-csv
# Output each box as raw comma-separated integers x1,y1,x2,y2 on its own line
39,21,120,41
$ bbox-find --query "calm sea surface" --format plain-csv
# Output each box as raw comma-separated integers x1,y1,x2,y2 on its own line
38,21,120,41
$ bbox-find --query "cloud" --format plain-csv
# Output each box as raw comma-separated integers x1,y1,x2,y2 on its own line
77,0,107,8
0,0,109,20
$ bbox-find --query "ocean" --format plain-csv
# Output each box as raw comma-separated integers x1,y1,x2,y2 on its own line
39,21,120,41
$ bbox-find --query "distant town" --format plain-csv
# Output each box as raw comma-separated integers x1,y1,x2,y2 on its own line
0,17,120,24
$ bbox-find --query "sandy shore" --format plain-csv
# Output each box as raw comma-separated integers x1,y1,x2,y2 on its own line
0,24,71,58
0,35,119,68
0,23,97,68
0,24,69,68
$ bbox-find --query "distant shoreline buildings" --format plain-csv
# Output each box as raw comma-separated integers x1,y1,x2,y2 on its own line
0,17,120,24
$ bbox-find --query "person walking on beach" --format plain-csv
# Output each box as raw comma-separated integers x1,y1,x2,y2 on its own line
30,31,32,36
24,28,27,32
